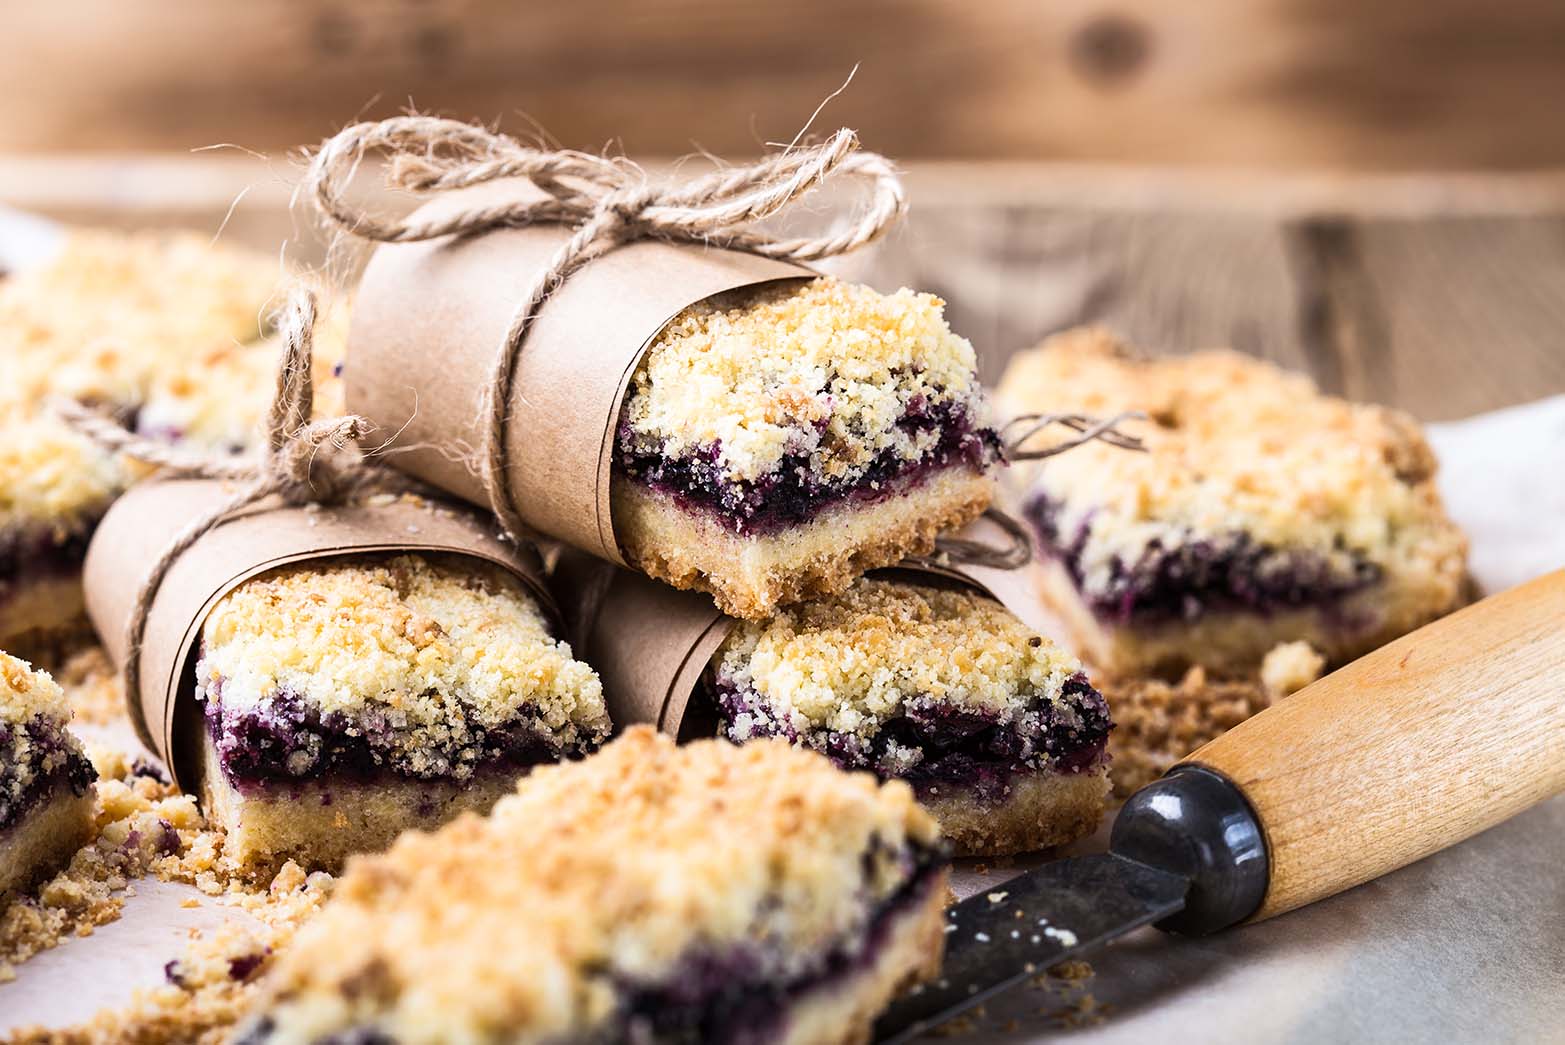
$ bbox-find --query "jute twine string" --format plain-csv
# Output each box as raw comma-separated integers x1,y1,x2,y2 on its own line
54,286,417,719
303,116,907,548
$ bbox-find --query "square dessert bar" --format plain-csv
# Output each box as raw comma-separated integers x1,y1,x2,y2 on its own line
0,652,97,900
997,329,1469,678
194,553,609,872
710,576,1112,856
0,232,332,652
613,277,1001,620
239,727,948,1045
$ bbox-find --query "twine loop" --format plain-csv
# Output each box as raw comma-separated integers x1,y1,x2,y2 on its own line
305,116,906,545
55,286,413,723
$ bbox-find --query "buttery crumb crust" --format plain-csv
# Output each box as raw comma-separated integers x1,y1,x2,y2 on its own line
197,554,609,774
615,466,992,619
714,577,1084,739
245,727,942,1044
997,328,1467,600
621,277,984,486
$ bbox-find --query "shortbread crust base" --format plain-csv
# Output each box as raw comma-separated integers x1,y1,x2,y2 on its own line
919,767,1109,857
613,467,993,620
0,574,90,658
779,866,949,1045
1033,555,1462,678
0,781,95,900
200,738,524,874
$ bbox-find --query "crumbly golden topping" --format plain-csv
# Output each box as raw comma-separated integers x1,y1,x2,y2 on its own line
1259,641,1326,697
196,554,608,771
0,653,71,727
0,231,346,529
997,328,1466,587
621,277,984,484
246,728,939,1044
714,578,1084,740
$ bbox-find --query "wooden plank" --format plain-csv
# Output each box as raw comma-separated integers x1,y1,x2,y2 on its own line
4,1,1565,167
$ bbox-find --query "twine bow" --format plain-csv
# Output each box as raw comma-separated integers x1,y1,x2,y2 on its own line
304,116,908,549
55,286,413,719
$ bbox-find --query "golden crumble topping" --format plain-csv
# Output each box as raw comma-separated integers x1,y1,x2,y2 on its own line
714,578,1085,740
1,652,71,727
196,554,608,772
0,231,345,529
621,277,985,484
997,328,1466,592
245,728,940,1044
1258,640,1326,697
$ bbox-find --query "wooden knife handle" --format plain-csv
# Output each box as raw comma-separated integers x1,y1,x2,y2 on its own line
1184,569,1565,922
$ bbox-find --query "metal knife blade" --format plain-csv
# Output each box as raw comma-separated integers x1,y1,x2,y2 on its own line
873,853,1189,1043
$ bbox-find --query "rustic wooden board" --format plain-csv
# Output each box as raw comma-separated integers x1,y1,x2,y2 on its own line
4,1,1565,168
3,155,1562,420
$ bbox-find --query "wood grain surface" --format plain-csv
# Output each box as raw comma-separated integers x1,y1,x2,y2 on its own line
1185,570,1565,921
3,1,1565,169
3,154,1563,420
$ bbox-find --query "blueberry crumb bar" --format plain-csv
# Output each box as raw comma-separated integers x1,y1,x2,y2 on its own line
0,231,323,652
195,553,609,872
614,277,1001,620
998,329,1468,677
0,652,97,900
711,577,1112,856
239,726,949,1045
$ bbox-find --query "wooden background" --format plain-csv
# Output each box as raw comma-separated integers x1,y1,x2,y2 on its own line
3,1,1564,420
6,0,1565,167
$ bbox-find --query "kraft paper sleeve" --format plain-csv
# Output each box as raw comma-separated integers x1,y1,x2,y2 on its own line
344,180,813,566
82,479,553,791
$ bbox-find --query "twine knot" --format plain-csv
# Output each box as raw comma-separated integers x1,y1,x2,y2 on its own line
56,285,414,716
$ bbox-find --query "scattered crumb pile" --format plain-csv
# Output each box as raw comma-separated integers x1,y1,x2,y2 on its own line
1102,641,1323,797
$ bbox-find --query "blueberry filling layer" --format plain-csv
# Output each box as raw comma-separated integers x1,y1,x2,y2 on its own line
615,400,1000,536
1026,492,1383,626
201,680,594,793
240,840,945,1045
0,715,96,833
714,674,1111,805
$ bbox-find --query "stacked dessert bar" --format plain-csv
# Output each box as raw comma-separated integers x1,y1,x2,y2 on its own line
614,278,1002,619
709,575,1111,856
194,554,609,871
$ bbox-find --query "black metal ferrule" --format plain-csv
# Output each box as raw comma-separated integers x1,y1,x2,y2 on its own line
1109,764,1269,935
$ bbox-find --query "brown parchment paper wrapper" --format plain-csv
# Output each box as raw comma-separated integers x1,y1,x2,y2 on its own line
81,478,553,792
552,515,1030,741
345,181,814,565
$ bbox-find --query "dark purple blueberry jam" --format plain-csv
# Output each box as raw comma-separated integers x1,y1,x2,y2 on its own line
239,840,946,1045
1025,491,1382,626
200,678,596,792
714,674,1111,805
615,399,1000,536
0,715,96,833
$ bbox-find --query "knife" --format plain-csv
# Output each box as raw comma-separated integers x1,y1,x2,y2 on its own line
875,569,1565,1042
